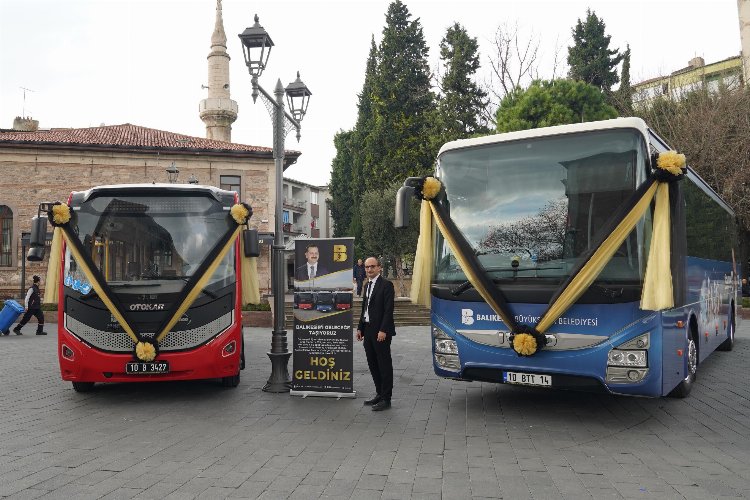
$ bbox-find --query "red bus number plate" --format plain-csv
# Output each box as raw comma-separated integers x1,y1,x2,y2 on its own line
126,361,169,374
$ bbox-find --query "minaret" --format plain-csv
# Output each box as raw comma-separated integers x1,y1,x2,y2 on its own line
199,0,238,142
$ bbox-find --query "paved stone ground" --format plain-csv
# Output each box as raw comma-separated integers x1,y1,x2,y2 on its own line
0,321,749,499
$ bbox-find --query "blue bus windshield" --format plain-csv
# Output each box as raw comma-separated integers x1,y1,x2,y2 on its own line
435,129,650,285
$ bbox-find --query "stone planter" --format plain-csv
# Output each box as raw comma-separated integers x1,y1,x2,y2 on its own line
242,310,272,327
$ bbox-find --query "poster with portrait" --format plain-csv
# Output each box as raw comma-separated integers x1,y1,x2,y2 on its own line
290,238,356,398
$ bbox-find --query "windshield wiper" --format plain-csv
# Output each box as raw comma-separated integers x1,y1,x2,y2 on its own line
157,276,218,298
451,281,475,296
482,266,564,272
592,284,623,299
109,282,160,287
450,266,566,296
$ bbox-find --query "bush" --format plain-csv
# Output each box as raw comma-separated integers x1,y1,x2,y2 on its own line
242,302,271,311
742,297,750,309
41,303,58,311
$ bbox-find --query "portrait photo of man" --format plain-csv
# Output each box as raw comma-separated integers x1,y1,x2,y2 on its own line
295,243,329,281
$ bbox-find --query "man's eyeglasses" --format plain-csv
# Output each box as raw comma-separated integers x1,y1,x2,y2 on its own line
364,265,378,269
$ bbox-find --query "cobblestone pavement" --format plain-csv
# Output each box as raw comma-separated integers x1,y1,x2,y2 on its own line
0,321,749,499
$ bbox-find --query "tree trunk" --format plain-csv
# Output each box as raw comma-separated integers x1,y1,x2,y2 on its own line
394,255,406,297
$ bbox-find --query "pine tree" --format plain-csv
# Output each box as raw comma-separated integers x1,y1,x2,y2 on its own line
495,79,618,132
567,10,623,92
329,130,355,237
614,44,633,115
363,0,436,191
349,37,378,241
437,22,489,142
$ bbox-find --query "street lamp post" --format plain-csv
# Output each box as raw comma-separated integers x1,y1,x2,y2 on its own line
239,14,312,393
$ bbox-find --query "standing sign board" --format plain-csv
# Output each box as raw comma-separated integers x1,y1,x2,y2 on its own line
290,238,356,398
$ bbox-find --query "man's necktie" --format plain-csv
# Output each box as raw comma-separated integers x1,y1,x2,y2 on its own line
365,281,373,320
309,265,315,279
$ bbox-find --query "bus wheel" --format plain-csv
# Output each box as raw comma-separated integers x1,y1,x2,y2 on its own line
240,338,246,370
669,332,698,398
72,382,95,393
221,370,240,388
717,309,735,351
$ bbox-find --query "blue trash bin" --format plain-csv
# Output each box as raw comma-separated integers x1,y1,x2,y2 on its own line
0,299,25,334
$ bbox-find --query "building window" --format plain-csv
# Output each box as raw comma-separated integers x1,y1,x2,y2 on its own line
0,206,12,267
311,191,318,205
220,175,241,194
283,211,290,223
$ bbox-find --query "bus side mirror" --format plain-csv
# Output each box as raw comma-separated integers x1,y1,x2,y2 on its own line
394,186,415,229
243,229,260,257
26,215,48,262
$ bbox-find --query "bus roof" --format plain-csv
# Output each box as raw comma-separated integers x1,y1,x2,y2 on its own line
74,183,236,202
438,117,649,157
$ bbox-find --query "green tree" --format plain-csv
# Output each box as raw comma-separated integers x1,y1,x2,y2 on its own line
613,44,633,115
436,22,489,142
349,37,379,242
359,181,420,296
364,0,436,191
495,79,618,132
328,130,355,237
567,10,623,92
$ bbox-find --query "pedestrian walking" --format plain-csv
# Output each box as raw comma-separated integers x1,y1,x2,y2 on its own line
352,258,366,296
12,275,47,336
356,257,395,411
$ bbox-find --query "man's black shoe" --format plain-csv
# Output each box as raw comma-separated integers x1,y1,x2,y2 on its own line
36,331,48,336
371,400,391,411
13,327,22,335
364,395,382,406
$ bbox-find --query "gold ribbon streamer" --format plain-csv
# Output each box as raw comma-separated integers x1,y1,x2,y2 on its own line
60,229,140,344
155,225,242,342
409,201,434,307
640,183,673,310
240,235,261,305
43,227,63,304
429,202,517,328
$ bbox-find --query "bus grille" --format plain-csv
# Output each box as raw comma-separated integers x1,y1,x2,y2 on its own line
64,312,234,352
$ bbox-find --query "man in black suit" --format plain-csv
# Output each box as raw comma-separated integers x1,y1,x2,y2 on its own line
295,244,329,281
356,257,395,411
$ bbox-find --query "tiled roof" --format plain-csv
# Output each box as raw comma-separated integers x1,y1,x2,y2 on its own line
0,123,279,155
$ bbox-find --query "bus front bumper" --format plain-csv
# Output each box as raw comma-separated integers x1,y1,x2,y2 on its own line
57,325,242,383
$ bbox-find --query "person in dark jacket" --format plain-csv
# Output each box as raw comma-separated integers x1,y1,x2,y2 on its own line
356,257,396,411
352,258,366,296
12,275,47,335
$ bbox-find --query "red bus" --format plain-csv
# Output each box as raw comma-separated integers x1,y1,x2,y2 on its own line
334,291,353,310
29,184,256,392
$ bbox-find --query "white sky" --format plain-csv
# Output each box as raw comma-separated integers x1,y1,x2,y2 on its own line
0,0,742,186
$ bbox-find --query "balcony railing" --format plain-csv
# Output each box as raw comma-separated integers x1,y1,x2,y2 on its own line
282,223,306,235
282,198,307,212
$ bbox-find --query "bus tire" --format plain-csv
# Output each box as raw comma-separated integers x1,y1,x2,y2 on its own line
221,370,240,388
72,382,95,393
717,308,735,351
669,328,698,398
240,337,246,370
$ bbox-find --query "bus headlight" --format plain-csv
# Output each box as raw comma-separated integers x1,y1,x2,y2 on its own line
432,325,460,371
607,349,647,367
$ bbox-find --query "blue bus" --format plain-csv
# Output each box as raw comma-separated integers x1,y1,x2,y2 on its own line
396,118,738,397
